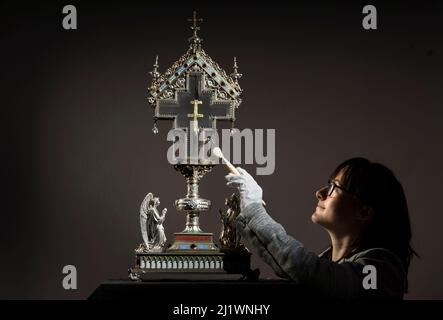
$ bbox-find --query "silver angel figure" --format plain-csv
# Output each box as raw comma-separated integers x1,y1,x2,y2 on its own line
139,192,167,252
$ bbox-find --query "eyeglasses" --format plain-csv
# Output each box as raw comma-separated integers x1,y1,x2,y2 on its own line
325,180,352,197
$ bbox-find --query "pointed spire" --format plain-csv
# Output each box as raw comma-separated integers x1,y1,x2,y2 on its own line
230,57,242,84
187,11,204,51
149,55,160,80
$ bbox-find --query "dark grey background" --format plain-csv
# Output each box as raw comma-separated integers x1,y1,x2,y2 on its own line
1,0,442,299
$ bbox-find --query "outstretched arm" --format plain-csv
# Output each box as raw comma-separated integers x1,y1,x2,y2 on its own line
236,202,362,298
226,169,406,300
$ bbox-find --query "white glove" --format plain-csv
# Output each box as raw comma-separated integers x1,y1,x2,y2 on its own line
225,167,263,211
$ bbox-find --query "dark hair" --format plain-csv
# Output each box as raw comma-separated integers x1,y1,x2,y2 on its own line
330,157,418,274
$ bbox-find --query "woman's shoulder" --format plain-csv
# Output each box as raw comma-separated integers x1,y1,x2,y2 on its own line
349,248,402,263
347,247,407,298
347,247,405,272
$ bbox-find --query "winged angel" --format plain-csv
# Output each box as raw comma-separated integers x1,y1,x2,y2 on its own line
138,192,167,252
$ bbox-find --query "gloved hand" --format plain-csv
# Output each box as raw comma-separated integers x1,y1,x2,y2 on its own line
225,167,263,211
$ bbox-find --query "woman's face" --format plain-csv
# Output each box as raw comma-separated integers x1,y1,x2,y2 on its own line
311,170,363,234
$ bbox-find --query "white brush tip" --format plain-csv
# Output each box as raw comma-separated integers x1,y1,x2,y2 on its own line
212,147,223,158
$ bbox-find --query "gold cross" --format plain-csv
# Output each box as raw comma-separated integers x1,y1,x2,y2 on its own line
188,99,203,132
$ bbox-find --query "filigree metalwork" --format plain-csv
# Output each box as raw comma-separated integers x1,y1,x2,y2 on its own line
147,19,243,120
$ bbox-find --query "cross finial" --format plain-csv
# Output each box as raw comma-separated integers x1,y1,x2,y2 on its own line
187,11,204,50
188,11,203,33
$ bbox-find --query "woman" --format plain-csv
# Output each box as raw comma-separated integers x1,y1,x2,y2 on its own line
225,157,417,299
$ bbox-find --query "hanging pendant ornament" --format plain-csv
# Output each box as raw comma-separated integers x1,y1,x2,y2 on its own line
152,118,159,134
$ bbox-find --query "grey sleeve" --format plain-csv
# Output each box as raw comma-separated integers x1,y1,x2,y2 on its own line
236,202,406,300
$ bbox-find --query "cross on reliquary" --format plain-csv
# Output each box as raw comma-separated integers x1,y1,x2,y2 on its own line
188,11,203,31
188,99,203,133
155,73,234,131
